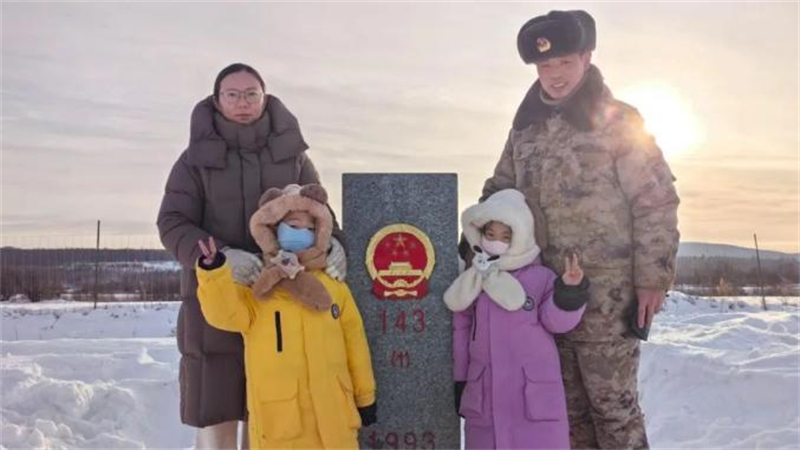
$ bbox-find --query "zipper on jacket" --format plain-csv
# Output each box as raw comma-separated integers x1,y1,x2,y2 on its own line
237,152,252,245
275,311,283,353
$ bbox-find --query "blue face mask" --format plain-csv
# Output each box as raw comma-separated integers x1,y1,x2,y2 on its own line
277,222,316,252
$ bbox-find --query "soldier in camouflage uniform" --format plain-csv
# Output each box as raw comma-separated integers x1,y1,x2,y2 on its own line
478,10,680,449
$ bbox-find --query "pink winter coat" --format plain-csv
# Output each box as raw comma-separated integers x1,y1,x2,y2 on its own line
453,261,585,449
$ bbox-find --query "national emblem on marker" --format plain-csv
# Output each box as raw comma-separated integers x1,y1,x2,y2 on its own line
365,223,436,300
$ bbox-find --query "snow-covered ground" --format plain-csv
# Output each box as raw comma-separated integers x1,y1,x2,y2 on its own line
1,301,190,449
1,294,798,449
640,293,799,449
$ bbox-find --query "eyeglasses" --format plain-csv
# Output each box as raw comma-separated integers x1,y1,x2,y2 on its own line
219,89,265,105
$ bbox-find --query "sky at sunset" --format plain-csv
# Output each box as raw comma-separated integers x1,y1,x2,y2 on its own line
2,1,799,252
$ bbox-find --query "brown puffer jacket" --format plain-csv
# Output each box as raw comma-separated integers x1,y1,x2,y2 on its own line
157,95,343,427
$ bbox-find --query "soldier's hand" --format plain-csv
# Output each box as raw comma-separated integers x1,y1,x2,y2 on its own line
561,252,584,286
636,288,666,328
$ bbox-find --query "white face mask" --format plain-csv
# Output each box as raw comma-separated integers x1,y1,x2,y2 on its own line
481,236,510,256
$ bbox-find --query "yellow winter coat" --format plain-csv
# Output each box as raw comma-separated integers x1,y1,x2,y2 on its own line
196,262,376,449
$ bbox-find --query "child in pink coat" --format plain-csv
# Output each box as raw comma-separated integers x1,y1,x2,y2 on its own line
444,189,589,449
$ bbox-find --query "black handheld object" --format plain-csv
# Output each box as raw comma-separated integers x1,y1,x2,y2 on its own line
628,306,650,341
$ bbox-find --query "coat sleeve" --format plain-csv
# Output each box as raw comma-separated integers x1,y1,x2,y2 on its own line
157,153,227,268
480,130,516,201
297,151,320,186
196,261,257,333
538,274,585,335
297,152,348,253
452,309,473,382
338,282,376,407
613,110,681,291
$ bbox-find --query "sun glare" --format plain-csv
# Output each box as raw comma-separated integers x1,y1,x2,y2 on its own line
617,84,702,157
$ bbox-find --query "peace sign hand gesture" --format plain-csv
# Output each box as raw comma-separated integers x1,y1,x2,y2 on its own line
197,236,218,266
561,252,584,286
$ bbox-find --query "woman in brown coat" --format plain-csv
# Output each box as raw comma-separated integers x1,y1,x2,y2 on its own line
157,63,347,449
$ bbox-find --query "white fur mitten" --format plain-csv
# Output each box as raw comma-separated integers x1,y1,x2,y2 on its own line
325,237,347,281
220,247,264,285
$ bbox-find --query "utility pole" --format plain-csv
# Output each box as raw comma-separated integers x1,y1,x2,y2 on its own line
754,233,767,311
94,220,101,309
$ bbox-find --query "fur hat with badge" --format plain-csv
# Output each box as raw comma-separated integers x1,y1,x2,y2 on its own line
517,10,596,64
249,183,333,311
444,189,541,313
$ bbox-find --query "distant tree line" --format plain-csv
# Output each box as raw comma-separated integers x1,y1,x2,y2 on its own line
1,248,798,301
0,247,172,266
675,256,800,296
1,247,181,302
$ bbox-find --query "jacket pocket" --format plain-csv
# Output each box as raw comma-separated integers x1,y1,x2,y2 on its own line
512,142,544,190
573,143,617,186
336,373,362,429
258,378,302,440
459,364,486,419
522,365,563,422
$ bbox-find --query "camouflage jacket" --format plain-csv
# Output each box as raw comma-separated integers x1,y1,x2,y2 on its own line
482,65,680,341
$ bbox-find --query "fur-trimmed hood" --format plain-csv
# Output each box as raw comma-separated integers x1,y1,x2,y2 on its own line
249,184,333,258
444,189,541,313
248,183,335,310
462,189,541,271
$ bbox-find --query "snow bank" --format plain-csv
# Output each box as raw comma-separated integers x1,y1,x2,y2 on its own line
1,301,178,341
641,292,799,449
1,293,798,449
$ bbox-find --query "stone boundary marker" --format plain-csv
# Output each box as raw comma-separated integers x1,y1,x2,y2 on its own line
343,173,460,450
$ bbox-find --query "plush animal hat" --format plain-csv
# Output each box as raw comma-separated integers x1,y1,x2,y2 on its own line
444,189,541,312
249,184,333,310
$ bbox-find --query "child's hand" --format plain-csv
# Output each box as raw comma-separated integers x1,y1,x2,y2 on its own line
197,236,218,266
561,252,584,286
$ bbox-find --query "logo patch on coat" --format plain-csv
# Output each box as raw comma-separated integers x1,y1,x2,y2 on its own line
331,304,340,320
523,296,536,311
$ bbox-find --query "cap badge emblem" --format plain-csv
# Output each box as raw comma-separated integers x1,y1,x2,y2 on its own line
536,37,551,53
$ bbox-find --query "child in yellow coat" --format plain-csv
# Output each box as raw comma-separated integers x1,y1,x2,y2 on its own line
195,183,376,449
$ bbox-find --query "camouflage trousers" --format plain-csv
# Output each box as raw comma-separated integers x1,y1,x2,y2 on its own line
556,338,649,450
